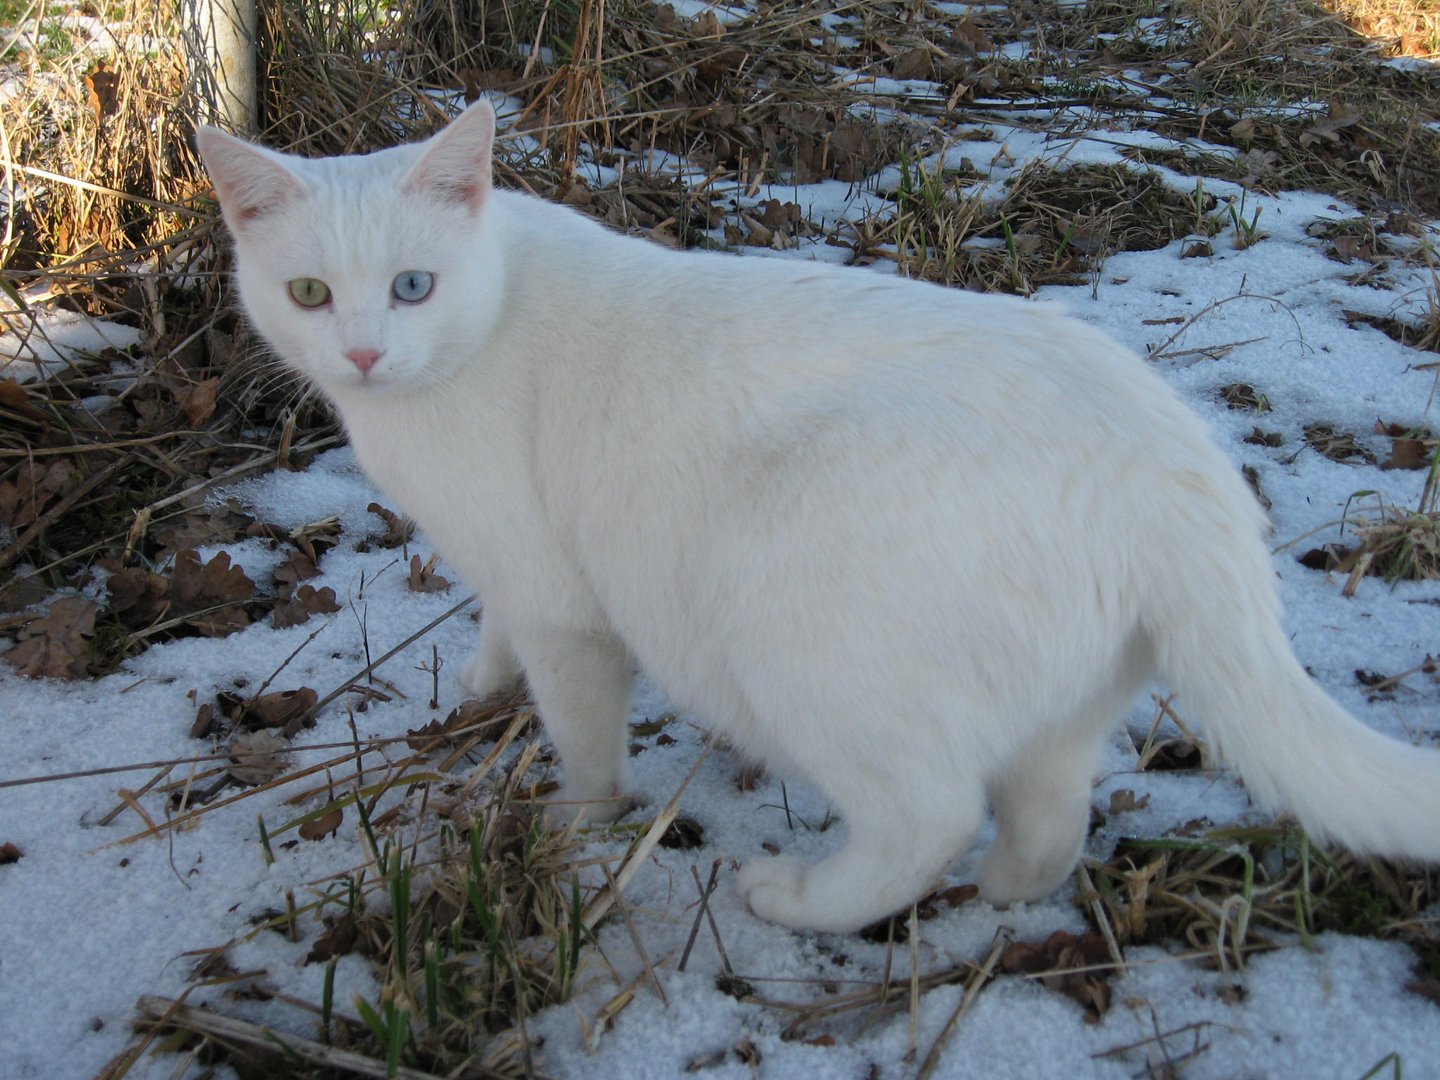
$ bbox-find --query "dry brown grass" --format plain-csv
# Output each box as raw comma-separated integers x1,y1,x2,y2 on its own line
1088,826,1440,976
0,4,201,270
882,157,1216,294
1324,0,1440,57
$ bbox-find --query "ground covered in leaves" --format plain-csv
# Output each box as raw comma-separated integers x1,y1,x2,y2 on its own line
2,1,1440,1078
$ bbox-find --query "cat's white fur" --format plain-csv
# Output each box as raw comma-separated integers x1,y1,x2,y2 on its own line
197,103,1440,933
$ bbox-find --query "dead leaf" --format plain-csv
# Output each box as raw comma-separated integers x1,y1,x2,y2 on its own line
0,842,23,863
1301,99,1362,146
238,687,319,735
1219,383,1270,412
227,731,290,786
733,1040,761,1068
272,551,320,598
1001,930,1114,1020
691,8,723,38
190,701,215,738
0,459,79,530
178,378,221,427
890,47,934,82
1242,464,1271,511
169,549,256,636
104,565,170,628
1107,789,1151,816
149,505,256,562
3,597,97,678
1304,423,1376,464
405,718,449,751
407,553,451,593
933,883,979,908
0,379,28,408
366,502,414,548
298,805,343,841
272,585,340,629
952,16,992,53
305,913,359,964
288,516,342,563
1375,421,1436,472
1243,427,1283,448
86,60,118,120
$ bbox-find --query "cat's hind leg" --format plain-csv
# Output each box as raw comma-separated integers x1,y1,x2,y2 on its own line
739,786,985,933
460,614,525,700
977,723,1107,906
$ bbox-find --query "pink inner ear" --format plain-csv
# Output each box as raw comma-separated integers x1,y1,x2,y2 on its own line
196,127,305,227
404,103,496,211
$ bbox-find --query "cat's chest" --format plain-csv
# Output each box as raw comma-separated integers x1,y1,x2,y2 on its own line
339,402,533,567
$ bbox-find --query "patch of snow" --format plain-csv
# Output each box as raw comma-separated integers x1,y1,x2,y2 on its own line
0,311,142,382
660,0,752,27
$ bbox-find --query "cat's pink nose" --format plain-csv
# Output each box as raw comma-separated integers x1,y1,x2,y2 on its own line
345,347,382,374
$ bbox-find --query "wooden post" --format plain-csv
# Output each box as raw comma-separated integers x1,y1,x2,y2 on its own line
183,0,257,134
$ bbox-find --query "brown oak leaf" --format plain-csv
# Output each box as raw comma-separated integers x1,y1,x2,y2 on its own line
237,687,319,736
4,597,97,678
1108,789,1152,816
366,502,414,548
104,566,170,628
272,585,340,629
169,549,255,636
150,505,256,561
177,378,221,427
0,459,79,530
272,550,320,599
305,913,358,964
407,553,451,593
890,47,934,81
1375,421,1436,472
1002,930,1114,1021
0,379,28,408
298,805,343,841
227,731,290,786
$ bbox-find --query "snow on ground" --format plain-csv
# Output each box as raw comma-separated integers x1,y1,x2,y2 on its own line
3,77,1440,1080
0,308,143,382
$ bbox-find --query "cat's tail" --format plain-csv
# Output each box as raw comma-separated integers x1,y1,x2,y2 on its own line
1145,472,1440,862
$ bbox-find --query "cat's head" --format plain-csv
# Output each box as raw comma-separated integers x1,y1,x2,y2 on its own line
196,101,505,397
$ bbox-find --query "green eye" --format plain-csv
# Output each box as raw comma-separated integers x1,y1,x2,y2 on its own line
287,278,331,308
392,270,434,304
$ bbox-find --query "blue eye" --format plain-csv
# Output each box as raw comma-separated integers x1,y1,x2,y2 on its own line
392,271,434,303
287,278,330,308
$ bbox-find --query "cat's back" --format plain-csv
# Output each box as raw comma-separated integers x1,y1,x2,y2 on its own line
495,188,1212,474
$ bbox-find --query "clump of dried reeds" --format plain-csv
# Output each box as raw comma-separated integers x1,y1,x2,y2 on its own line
882,158,1216,294
1323,0,1440,57
1086,826,1440,978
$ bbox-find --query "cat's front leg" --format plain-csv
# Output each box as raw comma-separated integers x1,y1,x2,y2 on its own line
511,625,633,827
459,614,525,701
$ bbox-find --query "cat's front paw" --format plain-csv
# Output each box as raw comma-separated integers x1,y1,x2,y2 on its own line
737,855,809,928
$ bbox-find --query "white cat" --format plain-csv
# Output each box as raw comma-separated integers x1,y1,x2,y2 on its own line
197,102,1440,933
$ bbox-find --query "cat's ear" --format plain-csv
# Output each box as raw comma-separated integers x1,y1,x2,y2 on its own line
195,128,306,229
401,100,496,213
